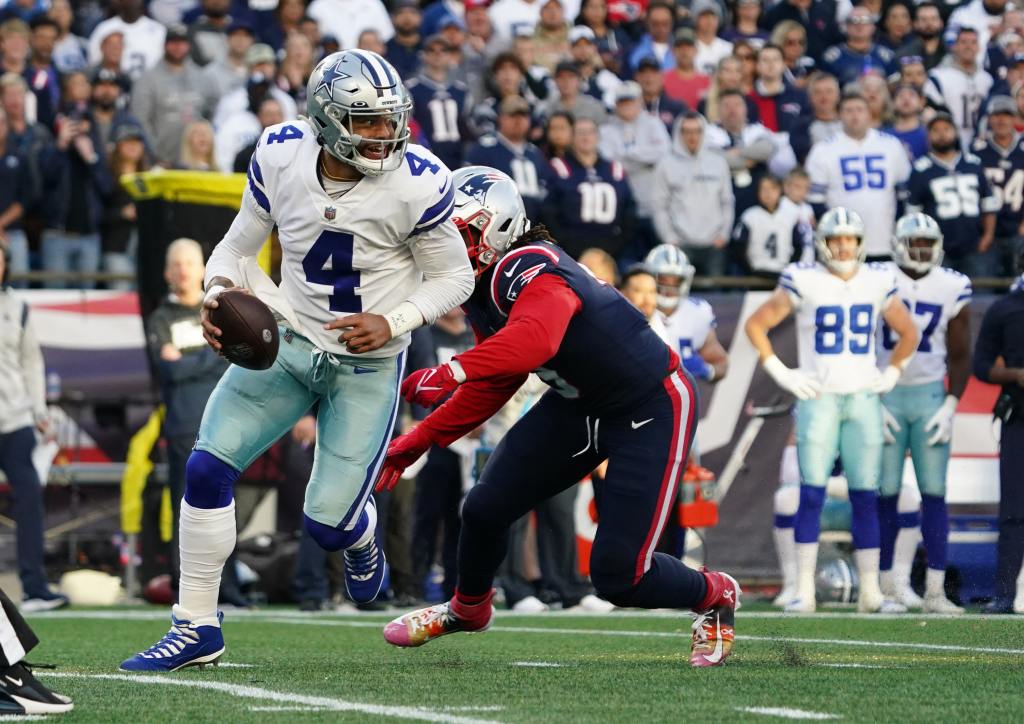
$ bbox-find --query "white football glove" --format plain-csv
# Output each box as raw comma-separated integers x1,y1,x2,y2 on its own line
881,405,901,445
924,394,958,446
763,355,821,401
871,365,903,395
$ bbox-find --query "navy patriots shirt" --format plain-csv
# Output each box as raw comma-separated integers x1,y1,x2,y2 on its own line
543,154,635,258
464,135,550,220
463,241,676,415
974,135,1024,238
406,75,470,172
905,152,999,258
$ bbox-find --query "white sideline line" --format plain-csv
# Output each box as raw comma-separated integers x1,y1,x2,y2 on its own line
44,673,501,724
250,706,326,712
737,706,840,720
444,707,505,712
512,661,563,668
217,662,255,668
818,663,895,669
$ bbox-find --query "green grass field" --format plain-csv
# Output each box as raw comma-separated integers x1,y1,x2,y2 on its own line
21,605,1024,722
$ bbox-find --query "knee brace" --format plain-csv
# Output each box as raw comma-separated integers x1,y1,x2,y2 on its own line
184,450,239,509
304,501,374,552
794,484,826,544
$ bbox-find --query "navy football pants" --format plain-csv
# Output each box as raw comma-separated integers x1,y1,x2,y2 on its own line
458,369,708,608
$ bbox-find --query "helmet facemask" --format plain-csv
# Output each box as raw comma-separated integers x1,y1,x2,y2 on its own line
454,209,500,277
316,101,411,176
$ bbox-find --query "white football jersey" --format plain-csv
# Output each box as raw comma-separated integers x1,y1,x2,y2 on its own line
925,65,993,152
780,261,898,394
805,130,912,257
735,202,812,274
663,296,716,361
876,264,972,386
207,119,471,358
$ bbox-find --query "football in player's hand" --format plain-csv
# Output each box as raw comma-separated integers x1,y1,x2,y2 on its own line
209,290,279,370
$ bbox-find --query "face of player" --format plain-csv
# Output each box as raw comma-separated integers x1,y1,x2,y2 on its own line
756,48,784,84
655,273,683,305
928,120,957,154
623,273,657,320
907,237,936,265
826,235,860,263
840,98,870,137
351,113,399,160
165,248,205,296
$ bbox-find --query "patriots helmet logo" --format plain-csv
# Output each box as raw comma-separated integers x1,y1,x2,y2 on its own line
315,58,353,97
458,172,509,204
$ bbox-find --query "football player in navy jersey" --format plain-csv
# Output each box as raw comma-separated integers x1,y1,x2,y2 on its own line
376,166,741,667
405,34,470,172
543,117,635,259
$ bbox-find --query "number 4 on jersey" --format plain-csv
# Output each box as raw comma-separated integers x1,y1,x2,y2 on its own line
267,124,303,144
302,230,362,312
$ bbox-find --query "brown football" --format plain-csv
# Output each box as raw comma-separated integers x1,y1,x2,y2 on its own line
209,290,279,370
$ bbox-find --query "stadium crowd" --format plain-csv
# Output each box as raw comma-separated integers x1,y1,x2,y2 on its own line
3,0,1024,286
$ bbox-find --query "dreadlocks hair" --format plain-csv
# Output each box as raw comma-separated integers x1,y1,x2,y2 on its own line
510,223,558,250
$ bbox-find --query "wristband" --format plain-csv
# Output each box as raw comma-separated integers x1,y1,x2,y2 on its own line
384,301,424,338
203,284,227,306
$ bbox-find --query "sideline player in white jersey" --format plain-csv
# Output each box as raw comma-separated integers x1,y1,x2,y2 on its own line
745,208,919,613
120,50,475,672
643,244,729,384
805,91,912,260
876,213,971,614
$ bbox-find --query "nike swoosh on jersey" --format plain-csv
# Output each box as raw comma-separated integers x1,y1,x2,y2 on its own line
503,259,522,278
703,614,725,664
631,418,654,430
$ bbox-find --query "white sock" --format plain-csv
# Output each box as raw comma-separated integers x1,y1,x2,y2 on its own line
879,569,895,595
1015,564,1024,612
774,527,797,590
855,548,882,601
893,526,921,589
178,500,236,621
796,542,819,601
347,499,377,551
925,567,946,598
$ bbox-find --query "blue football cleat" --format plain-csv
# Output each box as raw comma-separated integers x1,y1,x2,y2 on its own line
120,606,225,672
344,538,389,604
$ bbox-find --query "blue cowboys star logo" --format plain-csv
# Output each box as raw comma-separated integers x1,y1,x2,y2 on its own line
315,58,351,96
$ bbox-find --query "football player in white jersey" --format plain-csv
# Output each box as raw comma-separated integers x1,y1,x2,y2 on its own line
643,244,729,384
805,92,912,259
745,208,919,613
876,213,972,614
121,50,475,672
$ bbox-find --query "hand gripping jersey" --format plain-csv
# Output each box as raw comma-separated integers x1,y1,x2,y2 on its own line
779,261,898,394
663,296,716,362
464,241,677,415
877,264,972,386
213,119,463,358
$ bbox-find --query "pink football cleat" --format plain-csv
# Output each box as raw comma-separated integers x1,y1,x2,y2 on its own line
690,569,741,668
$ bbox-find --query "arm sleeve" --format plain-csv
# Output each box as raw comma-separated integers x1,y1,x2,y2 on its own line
454,273,582,381
418,372,529,447
18,307,46,421
404,221,475,324
204,187,274,288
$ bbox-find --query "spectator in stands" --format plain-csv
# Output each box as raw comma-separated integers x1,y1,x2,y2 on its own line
87,0,166,81
991,53,1024,98
699,55,758,124
704,87,777,215
406,34,470,171
177,118,215,170
462,0,498,88
578,246,619,284
759,0,840,64
541,60,606,125
693,0,733,76
261,0,306,52
0,0,47,23
1,73,52,219
733,173,809,276
599,80,671,233
822,6,895,86
652,111,733,276
213,43,296,130
187,0,232,68
466,95,549,218
470,52,534,137
896,53,928,91
200,19,253,101
860,73,892,129
619,267,661,329
90,29,124,85
907,112,999,276
878,2,913,51
146,238,230,598
1,19,29,82
575,0,629,75
781,165,814,252
635,55,685,133
0,244,67,611
544,116,634,259
102,123,147,288
215,71,274,171
47,0,85,74
42,73,111,289
90,67,139,161
533,0,570,74
724,0,768,48
975,95,1024,277
946,0,1009,67
539,108,573,159
0,107,30,281
925,27,992,153
231,96,283,171
790,71,839,161
130,24,215,167
732,39,757,93
897,2,946,71
626,1,674,75
490,0,542,43
663,28,709,112
385,0,424,81
884,83,928,160
770,19,813,89
26,16,59,128
567,24,618,107
308,0,393,51
511,30,554,104
749,43,809,137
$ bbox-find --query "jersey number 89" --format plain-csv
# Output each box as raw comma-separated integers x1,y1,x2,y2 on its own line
814,304,874,355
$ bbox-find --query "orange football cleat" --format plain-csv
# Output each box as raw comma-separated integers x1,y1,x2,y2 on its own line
383,599,494,648
689,569,740,667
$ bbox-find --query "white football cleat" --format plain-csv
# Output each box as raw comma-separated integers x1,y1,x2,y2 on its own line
893,585,924,609
858,590,907,614
922,594,965,614
574,594,615,613
772,585,798,608
784,597,816,613
511,595,549,613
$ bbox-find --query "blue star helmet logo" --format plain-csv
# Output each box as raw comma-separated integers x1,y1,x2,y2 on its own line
315,59,352,97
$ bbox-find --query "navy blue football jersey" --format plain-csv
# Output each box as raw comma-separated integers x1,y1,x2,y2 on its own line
464,241,675,415
974,135,1024,238
406,75,469,172
464,134,550,220
544,154,635,258
905,152,999,257
821,43,895,87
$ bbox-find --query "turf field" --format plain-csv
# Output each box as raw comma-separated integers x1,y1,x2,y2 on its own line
21,605,1024,722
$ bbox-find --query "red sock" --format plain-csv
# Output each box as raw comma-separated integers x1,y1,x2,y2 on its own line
451,588,495,624
695,570,720,611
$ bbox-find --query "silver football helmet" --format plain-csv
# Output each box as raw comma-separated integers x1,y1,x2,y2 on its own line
644,244,695,313
893,212,944,274
451,166,530,276
815,555,859,604
305,50,412,176
815,207,866,275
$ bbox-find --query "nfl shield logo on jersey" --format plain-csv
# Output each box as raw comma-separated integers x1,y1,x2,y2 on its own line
324,206,337,221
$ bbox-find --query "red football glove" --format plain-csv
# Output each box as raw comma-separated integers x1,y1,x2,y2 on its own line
400,363,461,407
375,424,434,492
